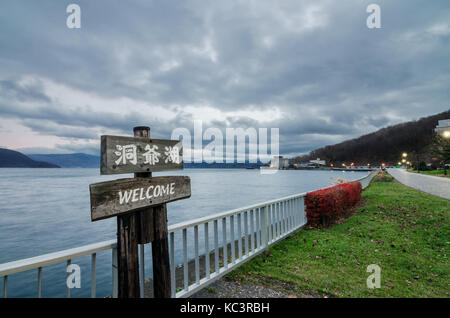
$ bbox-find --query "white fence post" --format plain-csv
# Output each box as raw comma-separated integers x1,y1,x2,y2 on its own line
263,205,268,249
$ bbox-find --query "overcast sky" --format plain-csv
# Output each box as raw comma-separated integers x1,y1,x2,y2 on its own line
0,0,449,158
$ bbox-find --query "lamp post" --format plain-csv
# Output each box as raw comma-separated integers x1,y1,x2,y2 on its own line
401,152,408,169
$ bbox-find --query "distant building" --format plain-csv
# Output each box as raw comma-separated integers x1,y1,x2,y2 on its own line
309,158,326,166
270,156,290,169
435,119,450,136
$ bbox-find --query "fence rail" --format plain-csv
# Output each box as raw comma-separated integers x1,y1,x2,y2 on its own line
0,170,377,298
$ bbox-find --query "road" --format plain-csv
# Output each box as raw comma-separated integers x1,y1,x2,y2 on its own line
388,168,450,200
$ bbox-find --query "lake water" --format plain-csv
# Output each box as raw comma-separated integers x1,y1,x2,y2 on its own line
0,168,367,297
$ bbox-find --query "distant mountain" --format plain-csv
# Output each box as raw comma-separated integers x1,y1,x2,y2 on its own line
291,110,450,166
28,153,100,168
0,148,60,168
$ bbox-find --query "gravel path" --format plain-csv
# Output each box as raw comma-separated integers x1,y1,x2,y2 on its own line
388,168,450,200
190,279,293,298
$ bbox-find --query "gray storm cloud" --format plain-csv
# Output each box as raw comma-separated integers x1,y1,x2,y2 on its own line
0,0,449,156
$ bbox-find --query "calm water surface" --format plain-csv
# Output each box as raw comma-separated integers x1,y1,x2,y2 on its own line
0,168,367,297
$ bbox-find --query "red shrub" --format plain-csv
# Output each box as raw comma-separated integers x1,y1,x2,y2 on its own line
305,181,362,226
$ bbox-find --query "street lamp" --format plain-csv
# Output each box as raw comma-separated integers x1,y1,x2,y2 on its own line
443,130,450,138
402,152,407,158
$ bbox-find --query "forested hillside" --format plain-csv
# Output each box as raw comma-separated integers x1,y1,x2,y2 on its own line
292,110,450,166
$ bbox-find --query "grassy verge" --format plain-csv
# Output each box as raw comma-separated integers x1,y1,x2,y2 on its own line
407,168,450,178
226,172,449,297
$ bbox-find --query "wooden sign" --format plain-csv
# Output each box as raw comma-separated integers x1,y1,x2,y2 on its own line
90,176,191,221
100,135,183,175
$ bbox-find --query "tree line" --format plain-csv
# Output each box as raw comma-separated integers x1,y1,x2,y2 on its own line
291,110,450,167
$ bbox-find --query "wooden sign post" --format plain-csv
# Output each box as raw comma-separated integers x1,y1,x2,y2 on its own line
89,126,190,298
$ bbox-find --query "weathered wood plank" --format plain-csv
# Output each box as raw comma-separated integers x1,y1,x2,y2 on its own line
136,209,155,244
90,176,191,221
151,204,172,298
100,135,183,175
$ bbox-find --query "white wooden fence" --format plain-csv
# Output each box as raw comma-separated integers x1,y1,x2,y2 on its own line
0,170,377,298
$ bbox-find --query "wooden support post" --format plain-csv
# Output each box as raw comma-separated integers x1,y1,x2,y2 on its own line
134,126,155,245
116,126,151,299
133,126,171,298
152,204,171,298
117,212,140,298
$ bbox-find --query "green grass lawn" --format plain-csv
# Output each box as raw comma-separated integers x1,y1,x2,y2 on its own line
227,173,449,297
407,168,450,178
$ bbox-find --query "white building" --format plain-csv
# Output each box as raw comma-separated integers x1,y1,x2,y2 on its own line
435,119,450,137
270,156,290,169
309,158,326,166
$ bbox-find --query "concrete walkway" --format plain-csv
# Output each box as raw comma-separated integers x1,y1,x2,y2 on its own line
387,168,450,200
